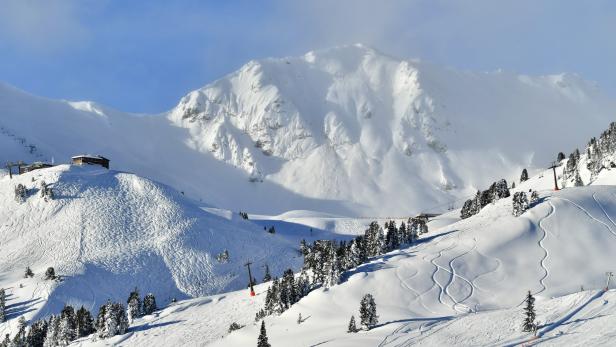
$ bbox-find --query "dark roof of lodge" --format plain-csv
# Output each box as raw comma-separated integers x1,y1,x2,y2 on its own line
71,154,109,161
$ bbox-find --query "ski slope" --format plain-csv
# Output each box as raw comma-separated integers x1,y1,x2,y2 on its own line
0,164,318,337
77,183,616,346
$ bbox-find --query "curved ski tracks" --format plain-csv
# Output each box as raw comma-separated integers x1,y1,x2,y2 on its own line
536,200,555,296
556,195,616,238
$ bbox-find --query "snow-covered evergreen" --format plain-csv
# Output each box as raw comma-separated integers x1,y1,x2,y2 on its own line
359,294,378,330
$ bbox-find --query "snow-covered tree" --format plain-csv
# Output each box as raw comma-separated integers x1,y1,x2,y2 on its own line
385,221,399,251
26,319,48,347
512,192,529,217
522,291,537,333
0,334,9,347
96,301,129,339
14,184,27,203
40,181,54,201
44,267,56,280
75,306,95,338
254,309,267,322
12,316,27,347
0,288,5,323
364,222,384,257
228,322,244,333
143,293,157,315
491,179,510,202
127,288,142,322
58,305,77,346
216,249,230,263
347,315,358,333
460,199,474,219
530,191,539,205
557,152,565,161
257,321,271,347
574,171,584,187
520,168,529,182
43,315,60,347
262,264,272,283
359,294,378,330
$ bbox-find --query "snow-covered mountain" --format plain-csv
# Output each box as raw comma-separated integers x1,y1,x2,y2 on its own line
169,44,615,215
2,45,615,216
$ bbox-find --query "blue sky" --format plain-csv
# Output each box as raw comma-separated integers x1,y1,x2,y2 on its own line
1,0,615,113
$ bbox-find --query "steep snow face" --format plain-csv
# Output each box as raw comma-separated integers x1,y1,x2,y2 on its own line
169,44,615,215
0,165,301,322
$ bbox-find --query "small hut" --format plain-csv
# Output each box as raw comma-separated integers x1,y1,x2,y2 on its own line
19,162,54,174
71,155,110,169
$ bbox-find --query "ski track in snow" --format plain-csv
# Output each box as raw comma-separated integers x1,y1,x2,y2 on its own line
591,192,616,237
470,237,503,296
555,196,616,238
535,200,555,296
428,243,458,312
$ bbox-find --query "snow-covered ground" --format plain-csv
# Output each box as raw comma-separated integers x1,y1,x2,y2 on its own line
0,164,324,337
60,174,616,346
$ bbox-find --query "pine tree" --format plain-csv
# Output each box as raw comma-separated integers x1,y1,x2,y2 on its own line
512,192,529,217
24,267,34,278
14,183,26,203
127,288,142,323
44,267,56,280
43,315,60,347
97,301,129,338
262,264,272,283
75,306,95,338
257,321,271,347
359,294,378,330
385,221,399,250
0,334,9,347
0,288,5,323
254,309,267,322
522,291,536,333
347,315,358,333
530,191,539,205
398,222,408,244
297,313,302,324
574,171,584,187
12,316,27,347
26,319,48,347
520,168,529,182
143,293,157,315
460,199,473,219
228,322,243,333
58,305,77,345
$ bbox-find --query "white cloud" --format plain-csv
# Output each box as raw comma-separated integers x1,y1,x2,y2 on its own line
0,0,90,53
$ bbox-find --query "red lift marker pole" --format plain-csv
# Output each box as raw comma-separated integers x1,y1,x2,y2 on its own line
245,261,256,296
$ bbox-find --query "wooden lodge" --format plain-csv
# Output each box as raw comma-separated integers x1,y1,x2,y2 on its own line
71,155,110,169
18,162,54,174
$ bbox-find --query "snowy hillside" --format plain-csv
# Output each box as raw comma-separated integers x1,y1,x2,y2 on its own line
82,182,616,346
2,45,615,216
0,164,312,337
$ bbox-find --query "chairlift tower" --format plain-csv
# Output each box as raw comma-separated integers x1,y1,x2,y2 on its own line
244,261,256,297
548,162,560,191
